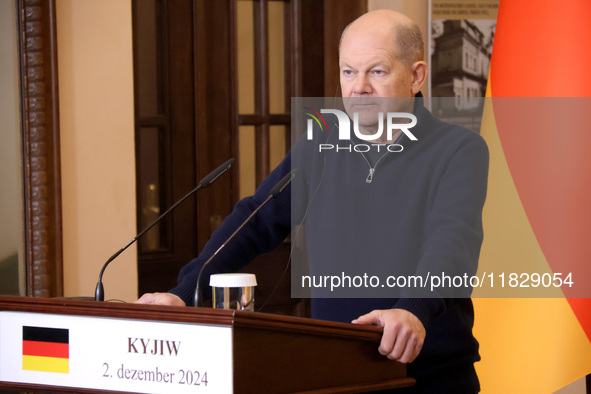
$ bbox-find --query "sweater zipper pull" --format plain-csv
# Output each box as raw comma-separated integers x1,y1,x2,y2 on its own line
366,168,375,183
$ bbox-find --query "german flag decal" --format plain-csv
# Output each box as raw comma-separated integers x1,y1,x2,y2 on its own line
22,326,69,374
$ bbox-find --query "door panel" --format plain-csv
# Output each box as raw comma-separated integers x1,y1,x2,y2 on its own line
133,0,366,315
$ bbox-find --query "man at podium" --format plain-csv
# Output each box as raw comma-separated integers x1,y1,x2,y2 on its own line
137,9,488,394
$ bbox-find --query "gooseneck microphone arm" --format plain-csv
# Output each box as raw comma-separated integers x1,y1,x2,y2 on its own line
94,158,235,302
194,169,296,307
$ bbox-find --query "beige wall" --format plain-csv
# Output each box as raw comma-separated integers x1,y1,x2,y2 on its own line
0,0,22,264
0,0,25,295
57,0,137,301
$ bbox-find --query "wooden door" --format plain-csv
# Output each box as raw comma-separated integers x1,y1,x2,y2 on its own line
132,0,366,315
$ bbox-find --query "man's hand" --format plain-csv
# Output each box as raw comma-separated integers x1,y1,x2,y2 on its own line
352,309,425,364
135,293,186,307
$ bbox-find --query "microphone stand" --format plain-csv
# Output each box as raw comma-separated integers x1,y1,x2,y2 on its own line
194,169,296,307
94,158,235,301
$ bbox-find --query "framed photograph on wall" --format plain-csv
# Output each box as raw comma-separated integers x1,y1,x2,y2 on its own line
428,0,499,133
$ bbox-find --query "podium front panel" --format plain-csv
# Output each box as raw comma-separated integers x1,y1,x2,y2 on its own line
0,296,413,393
0,311,233,393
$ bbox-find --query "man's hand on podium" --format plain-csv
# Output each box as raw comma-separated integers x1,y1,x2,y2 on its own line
352,308,425,364
135,292,186,306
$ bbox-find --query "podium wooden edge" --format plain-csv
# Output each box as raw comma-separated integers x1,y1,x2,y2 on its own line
293,378,417,394
0,378,417,394
0,295,384,342
0,295,236,326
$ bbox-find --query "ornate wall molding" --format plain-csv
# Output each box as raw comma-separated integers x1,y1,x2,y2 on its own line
18,0,63,297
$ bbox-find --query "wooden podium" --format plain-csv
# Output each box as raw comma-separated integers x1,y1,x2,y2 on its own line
0,296,414,393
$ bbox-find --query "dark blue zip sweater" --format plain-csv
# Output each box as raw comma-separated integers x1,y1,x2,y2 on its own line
170,96,489,392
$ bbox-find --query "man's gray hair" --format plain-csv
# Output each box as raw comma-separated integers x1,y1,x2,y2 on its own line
339,19,425,67
394,22,424,66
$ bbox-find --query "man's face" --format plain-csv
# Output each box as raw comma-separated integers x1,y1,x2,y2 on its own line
339,28,415,131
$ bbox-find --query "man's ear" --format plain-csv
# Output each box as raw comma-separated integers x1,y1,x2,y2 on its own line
410,61,428,95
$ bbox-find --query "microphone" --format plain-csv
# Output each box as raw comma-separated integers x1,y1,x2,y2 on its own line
194,169,296,307
94,158,235,301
